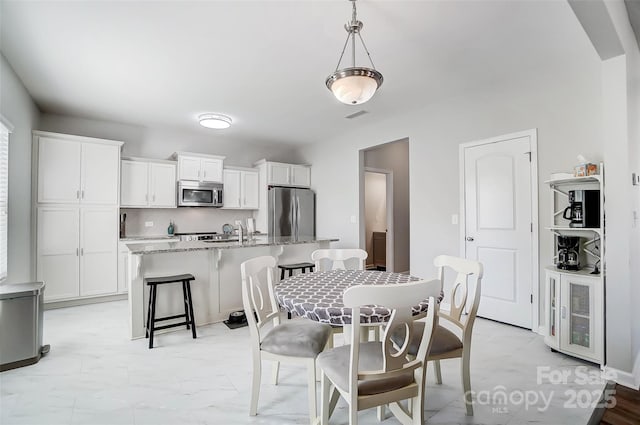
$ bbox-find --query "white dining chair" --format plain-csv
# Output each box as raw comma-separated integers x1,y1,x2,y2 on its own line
318,279,441,425
311,248,368,272
241,256,332,424
391,255,483,416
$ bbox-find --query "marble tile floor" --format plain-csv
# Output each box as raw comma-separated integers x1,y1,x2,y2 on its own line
0,300,605,425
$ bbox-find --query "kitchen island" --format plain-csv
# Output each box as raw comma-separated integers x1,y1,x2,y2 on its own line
124,236,337,339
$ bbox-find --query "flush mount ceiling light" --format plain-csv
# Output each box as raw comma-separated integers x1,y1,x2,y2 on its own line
198,114,232,129
326,0,383,105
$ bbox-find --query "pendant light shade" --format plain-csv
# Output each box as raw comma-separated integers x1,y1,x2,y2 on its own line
326,68,383,105
326,0,383,105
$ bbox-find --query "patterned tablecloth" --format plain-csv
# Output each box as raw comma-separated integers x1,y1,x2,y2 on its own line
274,269,441,325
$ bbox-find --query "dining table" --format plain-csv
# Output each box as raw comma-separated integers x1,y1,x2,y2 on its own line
274,269,443,326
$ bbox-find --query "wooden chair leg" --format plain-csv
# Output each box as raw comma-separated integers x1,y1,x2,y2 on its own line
250,352,262,416
434,359,442,384
307,360,318,424
185,281,197,339
148,285,157,349
462,355,473,415
321,373,330,425
181,282,190,330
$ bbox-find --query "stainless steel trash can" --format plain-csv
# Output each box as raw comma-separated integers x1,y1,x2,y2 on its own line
0,282,49,372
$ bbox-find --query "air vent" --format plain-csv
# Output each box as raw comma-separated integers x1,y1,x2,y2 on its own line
345,110,368,119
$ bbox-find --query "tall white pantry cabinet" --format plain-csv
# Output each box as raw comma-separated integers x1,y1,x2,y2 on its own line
34,131,123,302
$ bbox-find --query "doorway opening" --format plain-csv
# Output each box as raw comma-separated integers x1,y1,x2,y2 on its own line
364,170,392,271
359,138,410,274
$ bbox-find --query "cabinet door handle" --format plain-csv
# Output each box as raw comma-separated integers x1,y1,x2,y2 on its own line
81,190,85,199
152,194,156,202
81,248,84,256
561,306,566,319
145,194,148,202
76,190,80,200
76,248,79,256
203,170,207,178
238,197,241,206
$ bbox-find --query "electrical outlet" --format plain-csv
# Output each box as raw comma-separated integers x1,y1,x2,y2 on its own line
633,173,639,186
145,221,154,227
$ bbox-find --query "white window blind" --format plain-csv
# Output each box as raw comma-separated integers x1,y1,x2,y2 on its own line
0,123,8,281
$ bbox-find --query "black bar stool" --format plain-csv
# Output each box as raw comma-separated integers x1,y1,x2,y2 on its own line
145,273,196,349
277,262,315,319
277,262,315,280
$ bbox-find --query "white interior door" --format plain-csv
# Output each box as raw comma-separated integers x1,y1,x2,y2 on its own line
463,135,533,328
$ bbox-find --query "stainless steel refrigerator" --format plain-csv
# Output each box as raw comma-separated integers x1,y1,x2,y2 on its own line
268,186,315,238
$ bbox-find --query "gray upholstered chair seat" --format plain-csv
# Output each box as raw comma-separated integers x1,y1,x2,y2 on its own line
261,320,332,358
317,342,414,396
392,323,463,356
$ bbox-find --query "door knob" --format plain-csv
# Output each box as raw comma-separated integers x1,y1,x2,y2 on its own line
466,236,475,242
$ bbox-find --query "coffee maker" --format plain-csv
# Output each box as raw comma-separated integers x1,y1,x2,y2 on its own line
557,236,581,270
562,190,600,228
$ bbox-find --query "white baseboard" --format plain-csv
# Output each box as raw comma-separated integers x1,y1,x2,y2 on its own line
635,350,640,389
537,325,546,336
603,363,640,390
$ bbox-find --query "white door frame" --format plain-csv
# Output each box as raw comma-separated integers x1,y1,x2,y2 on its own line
458,129,539,332
363,167,394,271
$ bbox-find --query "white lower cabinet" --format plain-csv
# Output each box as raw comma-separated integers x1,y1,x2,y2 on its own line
37,206,118,302
544,269,603,364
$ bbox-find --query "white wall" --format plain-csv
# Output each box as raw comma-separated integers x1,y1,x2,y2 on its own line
121,208,253,237
364,172,386,264
0,53,40,284
601,0,640,383
363,140,410,272
299,25,602,322
39,113,304,167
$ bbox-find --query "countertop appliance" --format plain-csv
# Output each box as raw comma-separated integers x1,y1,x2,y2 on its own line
0,282,49,371
268,186,315,238
556,236,581,271
177,181,223,207
563,189,600,228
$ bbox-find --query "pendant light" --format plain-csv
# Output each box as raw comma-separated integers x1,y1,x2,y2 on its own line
326,0,383,105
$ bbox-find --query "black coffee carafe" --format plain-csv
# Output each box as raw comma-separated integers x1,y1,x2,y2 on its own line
557,236,581,270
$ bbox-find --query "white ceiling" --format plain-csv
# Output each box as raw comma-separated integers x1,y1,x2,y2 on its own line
1,1,594,147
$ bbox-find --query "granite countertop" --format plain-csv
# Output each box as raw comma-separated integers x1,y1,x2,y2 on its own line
126,236,339,254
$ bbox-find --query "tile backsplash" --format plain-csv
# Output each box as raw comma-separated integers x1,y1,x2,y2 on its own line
120,208,254,237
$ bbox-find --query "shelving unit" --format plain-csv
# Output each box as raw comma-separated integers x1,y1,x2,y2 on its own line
543,163,605,365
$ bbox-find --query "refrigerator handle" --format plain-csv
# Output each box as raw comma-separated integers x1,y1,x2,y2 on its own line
291,194,297,237
295,195,300,237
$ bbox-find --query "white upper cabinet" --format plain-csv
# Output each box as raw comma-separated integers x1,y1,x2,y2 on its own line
242,171,259,209
223,168,259,210
121,160,149,207
201,158,223,183
262,160,311,187
174,152,225,183
291,165,311,187
120,159,176,208
149,163,176,207
268,163,291,186
36,134,121,205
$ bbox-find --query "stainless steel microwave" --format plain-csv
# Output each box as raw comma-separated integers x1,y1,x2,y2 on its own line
177,181,223,207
